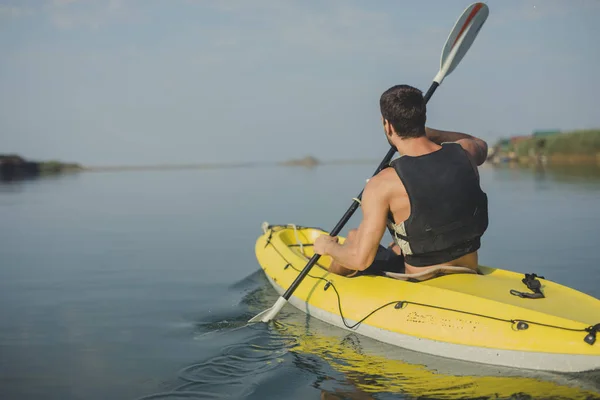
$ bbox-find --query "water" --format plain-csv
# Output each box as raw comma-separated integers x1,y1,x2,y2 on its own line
1,163,600,399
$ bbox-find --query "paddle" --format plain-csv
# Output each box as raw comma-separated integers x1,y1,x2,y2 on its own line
249,2,489,324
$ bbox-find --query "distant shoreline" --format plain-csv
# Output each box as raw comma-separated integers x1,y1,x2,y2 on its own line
1,154,83,181
84,157,380,172
488,129,600,166
1,154,381,180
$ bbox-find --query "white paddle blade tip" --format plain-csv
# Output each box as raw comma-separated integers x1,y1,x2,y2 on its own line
436,2,489,83
248,296,288,323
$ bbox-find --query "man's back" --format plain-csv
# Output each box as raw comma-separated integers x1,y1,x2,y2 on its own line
375,135,488,274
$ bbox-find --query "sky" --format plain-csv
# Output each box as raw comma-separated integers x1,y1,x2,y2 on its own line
1,0,599,166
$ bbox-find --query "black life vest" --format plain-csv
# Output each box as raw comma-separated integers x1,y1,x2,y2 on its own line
388,142,488,267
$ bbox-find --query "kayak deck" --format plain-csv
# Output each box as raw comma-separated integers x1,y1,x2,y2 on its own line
255,224,600,372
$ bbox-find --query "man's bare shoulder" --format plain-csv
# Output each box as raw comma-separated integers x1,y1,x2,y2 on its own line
367,167,406,197
365,166,410,223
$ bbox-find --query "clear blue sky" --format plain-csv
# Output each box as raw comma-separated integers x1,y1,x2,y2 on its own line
1,0,599,166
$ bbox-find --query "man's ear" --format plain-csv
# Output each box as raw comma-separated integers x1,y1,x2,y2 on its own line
382,118,393,137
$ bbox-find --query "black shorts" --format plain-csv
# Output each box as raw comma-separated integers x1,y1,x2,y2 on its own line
355,245,405,277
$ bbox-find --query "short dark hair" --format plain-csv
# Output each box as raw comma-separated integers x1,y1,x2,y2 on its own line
379,84,426,138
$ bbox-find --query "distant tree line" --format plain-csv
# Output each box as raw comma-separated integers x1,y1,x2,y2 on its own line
489,129,600,165
0,154,82,181
514,130,600,158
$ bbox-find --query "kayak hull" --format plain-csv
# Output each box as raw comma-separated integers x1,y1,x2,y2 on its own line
255,224,600,373
265,274,600,372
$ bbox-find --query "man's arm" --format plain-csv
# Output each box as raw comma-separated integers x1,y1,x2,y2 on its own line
314,175,389,271
425,127,488,166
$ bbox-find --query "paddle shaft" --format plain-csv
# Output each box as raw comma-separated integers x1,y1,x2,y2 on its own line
280,82,440,301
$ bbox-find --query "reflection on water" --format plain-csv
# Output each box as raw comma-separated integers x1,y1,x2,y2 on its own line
137,273,600,400
487,162,600,186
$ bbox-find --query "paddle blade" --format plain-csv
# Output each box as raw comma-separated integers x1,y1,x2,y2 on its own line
435,2,489,84
248,296,288,323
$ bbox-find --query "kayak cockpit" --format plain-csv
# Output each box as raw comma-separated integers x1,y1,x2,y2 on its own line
269,223,480,282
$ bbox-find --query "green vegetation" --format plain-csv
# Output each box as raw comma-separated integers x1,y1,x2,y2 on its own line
514,136,544,158
515,130,600,158
545,130,600,156
0,154,82,180
39,160,82,174
490,129,600,165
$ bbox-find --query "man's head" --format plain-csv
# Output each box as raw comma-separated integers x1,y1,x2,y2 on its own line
379,84,426,140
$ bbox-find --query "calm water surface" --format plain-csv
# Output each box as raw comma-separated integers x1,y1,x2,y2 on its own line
1,163,600,399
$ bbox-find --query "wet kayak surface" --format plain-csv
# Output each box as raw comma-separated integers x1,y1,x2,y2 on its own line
1,164,600,399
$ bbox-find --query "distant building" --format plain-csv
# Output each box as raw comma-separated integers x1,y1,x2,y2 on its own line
532,130,561,137
510,135,530,145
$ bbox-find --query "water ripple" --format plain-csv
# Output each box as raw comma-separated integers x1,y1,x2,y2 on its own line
137,317,298,399
137,272,600,400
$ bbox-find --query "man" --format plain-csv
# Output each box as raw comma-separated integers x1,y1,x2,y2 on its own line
313,84,489,278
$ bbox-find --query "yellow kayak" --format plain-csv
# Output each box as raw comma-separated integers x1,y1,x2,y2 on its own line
255,224,600,373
